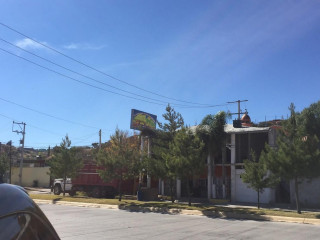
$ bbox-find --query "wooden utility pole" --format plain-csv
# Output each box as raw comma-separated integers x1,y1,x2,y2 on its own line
8,141,12,184
12,121,26,186
227,100,248,119
99,129,102,149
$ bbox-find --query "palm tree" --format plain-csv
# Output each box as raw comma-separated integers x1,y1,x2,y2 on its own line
197,111,228,199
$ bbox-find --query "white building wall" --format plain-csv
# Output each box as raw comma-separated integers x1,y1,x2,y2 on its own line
235,169,273,204
290,177,320,208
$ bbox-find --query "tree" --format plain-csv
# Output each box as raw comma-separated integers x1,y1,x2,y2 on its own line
148,104,184,203
165,127,205,206
241,151,278,209
96,129,140,201
299,100,320,139
158,104,184,137
142,130,168,182
197,111,228,199
263,104,320,213
0,153,9,183
48,135,82,196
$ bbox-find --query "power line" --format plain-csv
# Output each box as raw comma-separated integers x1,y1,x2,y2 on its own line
0,22,218,106
0,47,177,107
0,38,201,107
0,97,99,129
0,113,107,147
0,112,65,136
0,47,228,109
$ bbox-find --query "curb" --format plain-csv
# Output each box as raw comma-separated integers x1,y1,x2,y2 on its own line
34,199,320,225
34,199,119,209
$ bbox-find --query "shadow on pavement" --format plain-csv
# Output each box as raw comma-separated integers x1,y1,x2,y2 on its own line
52,198,62,204
200,208,270,221
118,203,182,215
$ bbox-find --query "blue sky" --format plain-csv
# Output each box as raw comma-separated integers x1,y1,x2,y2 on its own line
0,1,319,148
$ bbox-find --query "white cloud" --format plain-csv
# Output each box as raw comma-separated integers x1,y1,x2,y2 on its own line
15,38,46,50
63,43,105,50
64,43,78,49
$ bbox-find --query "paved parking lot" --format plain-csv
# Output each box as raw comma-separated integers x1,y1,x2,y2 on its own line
40,203,320,240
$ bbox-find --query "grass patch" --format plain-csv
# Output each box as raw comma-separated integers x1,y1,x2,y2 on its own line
30,194,319,219
30,194,134,205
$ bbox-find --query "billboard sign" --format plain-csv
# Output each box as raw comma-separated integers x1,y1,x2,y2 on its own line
130,109,157,131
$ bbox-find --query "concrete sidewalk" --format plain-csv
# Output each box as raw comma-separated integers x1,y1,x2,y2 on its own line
33,199,320,225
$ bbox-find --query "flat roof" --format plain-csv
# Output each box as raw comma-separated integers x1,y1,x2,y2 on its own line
224,124,269,133
188,124,269,134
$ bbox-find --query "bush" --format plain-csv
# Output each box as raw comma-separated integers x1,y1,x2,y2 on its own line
33,180,39,187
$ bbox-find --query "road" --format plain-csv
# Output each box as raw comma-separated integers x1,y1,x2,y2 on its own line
39,204,320,240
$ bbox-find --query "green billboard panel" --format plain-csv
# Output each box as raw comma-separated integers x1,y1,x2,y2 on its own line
130,109,157,130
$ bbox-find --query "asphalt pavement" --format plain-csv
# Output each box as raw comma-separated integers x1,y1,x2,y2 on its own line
39,203,320,240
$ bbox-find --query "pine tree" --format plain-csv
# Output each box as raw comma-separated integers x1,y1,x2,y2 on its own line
146,104,184,203
48,135,83,196
241,151,278,209
96,129,140,201
0,153,9,183
165,127,205,206
264,104,320,213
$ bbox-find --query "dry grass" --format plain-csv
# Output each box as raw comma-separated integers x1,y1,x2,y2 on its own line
30,194,320,219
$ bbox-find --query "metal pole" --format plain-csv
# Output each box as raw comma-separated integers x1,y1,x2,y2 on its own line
139,136,144,188
147,137,151,188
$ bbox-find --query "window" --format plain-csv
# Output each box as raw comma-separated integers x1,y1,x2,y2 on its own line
0,212,58,240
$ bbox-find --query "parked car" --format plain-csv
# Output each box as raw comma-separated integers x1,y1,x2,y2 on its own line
0,183,60,240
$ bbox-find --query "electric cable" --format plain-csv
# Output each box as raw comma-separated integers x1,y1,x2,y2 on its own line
0,47,182,107
0,97,99,129
0,22,219,106
0,47,228,109
0,38,199,106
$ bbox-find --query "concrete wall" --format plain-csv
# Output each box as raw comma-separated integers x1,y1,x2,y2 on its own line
290,178,320,208
235,169,274,204
11,167,51,187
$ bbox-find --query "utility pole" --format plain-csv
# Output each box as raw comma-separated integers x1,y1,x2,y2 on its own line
147,136,151,188
12,121,26,186
99,129,102,150
6,141,12,184
227,100,248,119
139,136,144,188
